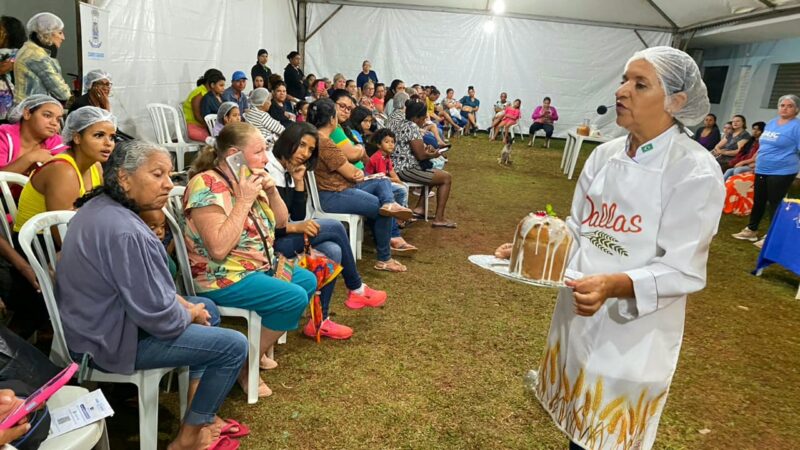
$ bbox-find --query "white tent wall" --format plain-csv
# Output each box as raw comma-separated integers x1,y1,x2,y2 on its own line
303,4,671,138
95,0,296,140
702,36,800,126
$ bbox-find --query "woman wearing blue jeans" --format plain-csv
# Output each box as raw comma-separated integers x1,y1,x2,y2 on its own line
56,140,249,450
307,99,412,273
268,122,389,339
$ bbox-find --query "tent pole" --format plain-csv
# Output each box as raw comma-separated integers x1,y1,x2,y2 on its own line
633,29,649,49
643,0,678,30
304,5,344,42
301,0,671,32
297,0,307,71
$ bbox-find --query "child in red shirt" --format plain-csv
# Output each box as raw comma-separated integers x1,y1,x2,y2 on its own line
368,129,417,250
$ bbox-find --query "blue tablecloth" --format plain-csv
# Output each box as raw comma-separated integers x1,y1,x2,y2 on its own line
754,199,800,275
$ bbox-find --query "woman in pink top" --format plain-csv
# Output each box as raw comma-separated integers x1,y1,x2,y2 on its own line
0,94,66,177
529,96,559,148
497,99,522,142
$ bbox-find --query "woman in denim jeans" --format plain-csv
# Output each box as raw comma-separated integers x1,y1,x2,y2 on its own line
307,99,412,272
267,122,390,340
55,140,249,450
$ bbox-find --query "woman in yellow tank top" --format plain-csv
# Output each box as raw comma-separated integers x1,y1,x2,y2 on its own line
183,68,223,142
14,107,117,232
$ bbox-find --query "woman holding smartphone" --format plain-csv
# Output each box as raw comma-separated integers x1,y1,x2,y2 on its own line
184,122,314,397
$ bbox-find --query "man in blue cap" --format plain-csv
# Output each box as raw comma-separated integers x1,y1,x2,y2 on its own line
222,70,250,114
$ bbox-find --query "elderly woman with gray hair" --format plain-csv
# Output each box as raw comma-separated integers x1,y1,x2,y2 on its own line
731,93,800,244
244,87,284,143
56,140,249,450
13,12,71,103
498,47,724,450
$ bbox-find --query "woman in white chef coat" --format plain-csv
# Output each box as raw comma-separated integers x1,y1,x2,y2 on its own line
506,47,725,450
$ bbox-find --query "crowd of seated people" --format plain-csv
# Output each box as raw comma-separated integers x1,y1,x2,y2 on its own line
0,22,477,443
1,10,798,448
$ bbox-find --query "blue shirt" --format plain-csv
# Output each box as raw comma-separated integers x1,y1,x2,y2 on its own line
55,195,190,374
221,86,250,114
356,71,378,88
460,95,480,109
756,117,800,175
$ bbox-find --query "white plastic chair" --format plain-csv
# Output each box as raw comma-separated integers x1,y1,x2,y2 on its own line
18,211,189,450
146,103,201,172
0,172,28,246
305,171,364,259
165,186,272,405
204,114,217,136
510,123,525,139
528,129,551,147
404,182,430,222
39,386,109,450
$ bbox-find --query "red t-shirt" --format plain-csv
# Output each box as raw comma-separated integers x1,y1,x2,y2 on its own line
365,151,393,176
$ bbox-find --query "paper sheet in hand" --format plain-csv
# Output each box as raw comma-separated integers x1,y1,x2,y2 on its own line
48,389,114,438
468,254,583,288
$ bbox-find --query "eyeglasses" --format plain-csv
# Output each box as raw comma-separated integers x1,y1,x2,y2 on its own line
336,103,353,112
95,81,112,87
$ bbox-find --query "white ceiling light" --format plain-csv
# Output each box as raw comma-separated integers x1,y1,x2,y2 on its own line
492,0,506,15
483,18,496,33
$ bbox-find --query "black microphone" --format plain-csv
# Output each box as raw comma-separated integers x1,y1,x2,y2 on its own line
596,104,615,115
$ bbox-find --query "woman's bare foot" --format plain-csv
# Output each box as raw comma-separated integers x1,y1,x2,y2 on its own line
495,243,513,259
390,237,418,253
239,373,272,397
259,355,278,370
167,424,211,450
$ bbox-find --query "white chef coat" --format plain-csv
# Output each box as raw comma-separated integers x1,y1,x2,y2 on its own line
535,125,725,450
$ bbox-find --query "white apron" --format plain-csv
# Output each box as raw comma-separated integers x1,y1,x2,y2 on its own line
535,135,687,450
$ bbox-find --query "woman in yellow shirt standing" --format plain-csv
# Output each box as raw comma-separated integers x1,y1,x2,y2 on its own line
14,106,116,233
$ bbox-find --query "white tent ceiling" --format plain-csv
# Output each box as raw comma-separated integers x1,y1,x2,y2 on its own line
304,0,800,43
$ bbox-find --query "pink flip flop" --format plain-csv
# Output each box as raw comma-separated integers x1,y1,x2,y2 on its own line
209,435,240,450
220,419,250,439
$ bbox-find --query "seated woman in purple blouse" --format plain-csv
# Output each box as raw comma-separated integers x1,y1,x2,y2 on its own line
693,113,721,151
529,97,558,148
55,140,249,450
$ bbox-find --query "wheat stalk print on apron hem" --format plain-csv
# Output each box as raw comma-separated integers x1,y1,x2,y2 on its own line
535,126,725,450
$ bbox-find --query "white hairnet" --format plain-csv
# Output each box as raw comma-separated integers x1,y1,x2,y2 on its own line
83,69,112,93
62,106,117,142
26,12,64,36
249,88,272,107
7,94,62,123
625,46,710,126
217,102,239,124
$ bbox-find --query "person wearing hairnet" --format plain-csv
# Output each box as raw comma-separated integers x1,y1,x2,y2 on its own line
13,12,70,103
14,106,116,234
518,47,724,450
68,69,111,113
0,94,66,175
211,101,240,137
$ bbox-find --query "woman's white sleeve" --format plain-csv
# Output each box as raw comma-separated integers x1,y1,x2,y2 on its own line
620,173,725,319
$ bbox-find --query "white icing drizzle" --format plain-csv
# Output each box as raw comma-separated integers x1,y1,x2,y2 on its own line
510,212,572,281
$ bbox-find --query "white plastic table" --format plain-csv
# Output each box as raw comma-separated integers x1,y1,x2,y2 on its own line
561,131,611,180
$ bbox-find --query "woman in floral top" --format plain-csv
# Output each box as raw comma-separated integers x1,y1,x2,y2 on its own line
389,101,456,228
183,121,314,398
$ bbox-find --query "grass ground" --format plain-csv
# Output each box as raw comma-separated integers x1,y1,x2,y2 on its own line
109,133,800,449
